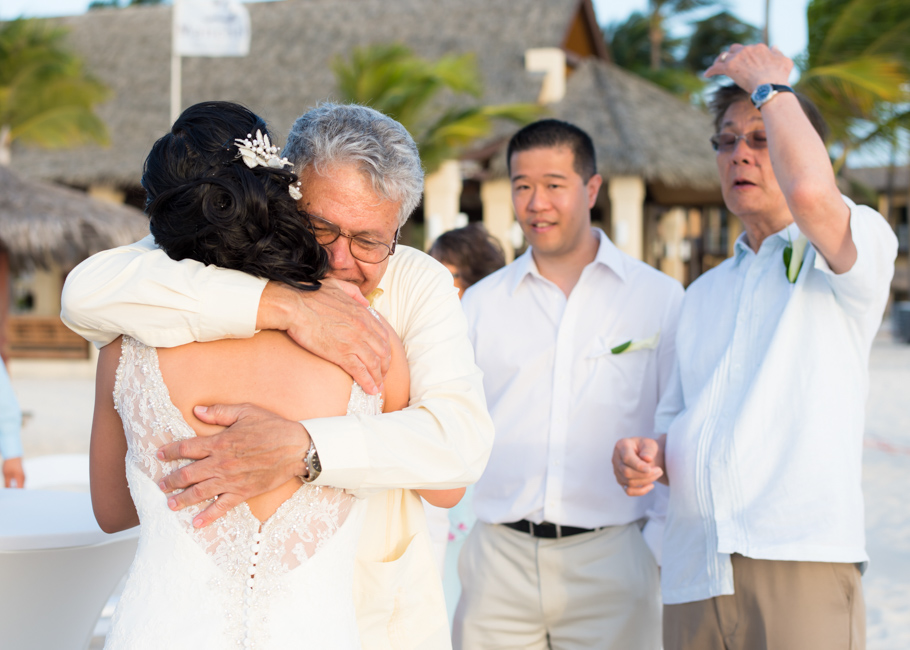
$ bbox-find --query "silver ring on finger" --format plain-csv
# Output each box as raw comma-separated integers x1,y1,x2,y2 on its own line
720,51,729,62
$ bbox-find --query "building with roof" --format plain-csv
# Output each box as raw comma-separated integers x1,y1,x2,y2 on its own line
842,165,910,301
12,0,725,291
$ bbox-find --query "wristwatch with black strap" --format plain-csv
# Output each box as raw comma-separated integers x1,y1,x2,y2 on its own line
750,83,794,110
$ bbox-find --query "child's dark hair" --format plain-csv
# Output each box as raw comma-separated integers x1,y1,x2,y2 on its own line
429,223,506,289
142,101,328,291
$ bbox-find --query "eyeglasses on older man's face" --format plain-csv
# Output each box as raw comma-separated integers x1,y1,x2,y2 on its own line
303,212,398,264
710,130,768,153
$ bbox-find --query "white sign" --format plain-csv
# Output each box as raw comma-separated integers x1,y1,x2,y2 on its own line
174,0,251,58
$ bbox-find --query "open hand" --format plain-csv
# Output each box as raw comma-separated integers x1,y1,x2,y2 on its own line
705,43,793,93
258,279,391,395
612,435,667,497
156,403,311,528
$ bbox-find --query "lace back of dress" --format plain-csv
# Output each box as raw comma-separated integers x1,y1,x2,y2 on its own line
111,336,379,576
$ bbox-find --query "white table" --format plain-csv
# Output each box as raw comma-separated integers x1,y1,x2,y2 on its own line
0,489,139,650
0,489,137,550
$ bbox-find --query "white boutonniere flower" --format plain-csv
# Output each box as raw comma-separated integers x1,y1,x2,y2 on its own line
783,233,808,283
611,331,660,355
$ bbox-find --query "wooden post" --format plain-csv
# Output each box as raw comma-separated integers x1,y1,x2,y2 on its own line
481,179,516,263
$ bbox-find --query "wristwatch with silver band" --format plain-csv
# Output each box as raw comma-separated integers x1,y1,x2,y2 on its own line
750,83,794,110
300,439,321,483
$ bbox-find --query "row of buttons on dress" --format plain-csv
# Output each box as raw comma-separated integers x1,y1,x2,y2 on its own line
242,531,264,648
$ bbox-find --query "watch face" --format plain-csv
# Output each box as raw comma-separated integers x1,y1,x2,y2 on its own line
754,84,772,102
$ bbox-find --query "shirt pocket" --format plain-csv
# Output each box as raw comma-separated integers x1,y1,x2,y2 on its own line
585,335,652,406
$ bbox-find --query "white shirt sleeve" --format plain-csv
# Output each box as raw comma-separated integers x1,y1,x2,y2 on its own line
306,251,495,492
0,359,23,460
61,235,266,348
812,198,898,338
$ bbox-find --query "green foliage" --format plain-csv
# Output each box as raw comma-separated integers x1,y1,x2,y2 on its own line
0,18,109,161
798,0,910,170
644,0,716,70
333,43,540,174
685,10,761,71
605,6,758,102
605,11,682,70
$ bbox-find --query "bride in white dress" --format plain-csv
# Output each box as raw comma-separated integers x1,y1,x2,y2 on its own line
88,102,462,649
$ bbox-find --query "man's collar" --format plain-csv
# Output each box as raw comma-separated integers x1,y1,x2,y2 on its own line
733,220,800,262
507,228,626,295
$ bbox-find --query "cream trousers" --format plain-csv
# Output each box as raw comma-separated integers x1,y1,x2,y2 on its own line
452,520,661,649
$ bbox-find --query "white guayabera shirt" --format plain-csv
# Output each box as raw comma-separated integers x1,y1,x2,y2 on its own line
656,197,898,605
462,228,684,561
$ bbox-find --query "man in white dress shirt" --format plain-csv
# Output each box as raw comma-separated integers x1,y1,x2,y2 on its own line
452,119,683,649
61,106,493,647
613,46,897,650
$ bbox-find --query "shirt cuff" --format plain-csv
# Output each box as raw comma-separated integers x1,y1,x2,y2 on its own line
302,415,371,489
0,433,23,460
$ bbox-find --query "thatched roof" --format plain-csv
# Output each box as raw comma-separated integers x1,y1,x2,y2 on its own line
12,0,718,191
842,166,909,194
0,165,149,273
489,59,719,189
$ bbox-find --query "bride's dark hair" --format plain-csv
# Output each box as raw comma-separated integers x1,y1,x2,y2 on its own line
142,101,327,291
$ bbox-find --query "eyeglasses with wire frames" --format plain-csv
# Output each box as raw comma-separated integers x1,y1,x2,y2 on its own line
303,212,398,264
710,130,768,153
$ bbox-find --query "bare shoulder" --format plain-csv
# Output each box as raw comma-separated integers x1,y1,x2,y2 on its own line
157,332,353,431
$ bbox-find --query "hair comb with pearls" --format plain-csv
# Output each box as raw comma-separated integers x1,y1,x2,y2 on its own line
234,130,302,200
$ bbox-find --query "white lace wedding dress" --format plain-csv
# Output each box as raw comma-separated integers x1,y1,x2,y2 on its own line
104,336,381,650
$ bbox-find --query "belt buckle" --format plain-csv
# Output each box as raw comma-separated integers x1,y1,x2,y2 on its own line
555,524,562,539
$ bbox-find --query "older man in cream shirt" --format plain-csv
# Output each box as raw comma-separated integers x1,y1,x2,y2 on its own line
62,103,493,648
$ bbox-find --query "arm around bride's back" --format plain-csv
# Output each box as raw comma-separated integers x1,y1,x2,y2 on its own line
61,235,266,348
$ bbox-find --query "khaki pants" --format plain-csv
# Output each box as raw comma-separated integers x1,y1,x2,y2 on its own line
664,554,865,650
452,521,661,650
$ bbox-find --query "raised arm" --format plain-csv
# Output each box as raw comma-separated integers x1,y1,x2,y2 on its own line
706,44,855,273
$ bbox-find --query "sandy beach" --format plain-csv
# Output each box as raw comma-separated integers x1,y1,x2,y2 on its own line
8,331,910,648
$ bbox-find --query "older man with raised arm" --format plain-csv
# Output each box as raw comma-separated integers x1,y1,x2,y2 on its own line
62,106,493,647
613,45,897,650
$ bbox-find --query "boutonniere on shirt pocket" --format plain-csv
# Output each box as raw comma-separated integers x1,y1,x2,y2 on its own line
783,233,809,284
611,331,660,355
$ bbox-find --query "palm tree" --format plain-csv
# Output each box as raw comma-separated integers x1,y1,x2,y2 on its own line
797,0,910,172
604,11,704,100
0,19,110,166
333,43,539,174
645,0,716,71
684,11,761,72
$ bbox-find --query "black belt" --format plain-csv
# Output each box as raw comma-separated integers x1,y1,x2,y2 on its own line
502,519,601,539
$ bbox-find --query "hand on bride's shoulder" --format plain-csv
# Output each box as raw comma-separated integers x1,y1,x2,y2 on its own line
257,279,392,395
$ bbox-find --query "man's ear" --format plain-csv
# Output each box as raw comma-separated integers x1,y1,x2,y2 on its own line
586,174,603,209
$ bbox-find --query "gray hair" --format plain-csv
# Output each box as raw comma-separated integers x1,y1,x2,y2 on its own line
283,103,424,227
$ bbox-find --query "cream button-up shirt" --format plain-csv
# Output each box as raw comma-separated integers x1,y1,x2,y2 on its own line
461,229,683,559
656,198,898,605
